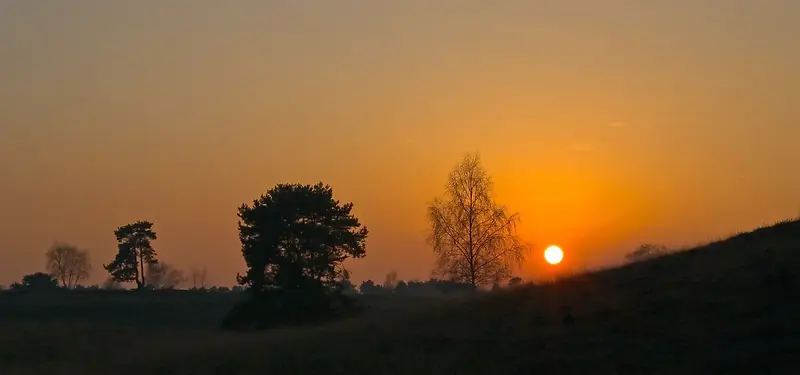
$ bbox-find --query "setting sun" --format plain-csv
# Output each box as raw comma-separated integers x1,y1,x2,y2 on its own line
544,245,564,265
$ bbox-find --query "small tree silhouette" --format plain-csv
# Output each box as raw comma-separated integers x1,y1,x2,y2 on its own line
104,221,158,289
14,272,59,290
359,279,385,294
625,243,668,263
146,262,186,289
383,270,398,290
190,267,208,289
45,241,91,288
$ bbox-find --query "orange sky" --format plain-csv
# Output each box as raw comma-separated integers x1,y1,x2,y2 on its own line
1,1,799,286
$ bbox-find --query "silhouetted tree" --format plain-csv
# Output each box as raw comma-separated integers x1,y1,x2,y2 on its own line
428,153,528,290
45,241,91,288
508,276,523,287
491,282,502,291
16,272,59,290
625,243,668,263
103,221,158,289
146,262,186,289
359,279,383,294
190,267,208,289
406,280,432,295
383,270,398,290
223,182,368,330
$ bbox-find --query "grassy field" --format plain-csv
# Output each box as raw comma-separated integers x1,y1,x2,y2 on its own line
2,219,799,374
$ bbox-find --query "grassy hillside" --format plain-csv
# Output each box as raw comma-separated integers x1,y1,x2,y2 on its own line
4,220,800,374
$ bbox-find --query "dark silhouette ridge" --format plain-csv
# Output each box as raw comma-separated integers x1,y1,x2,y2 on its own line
118,219,800,374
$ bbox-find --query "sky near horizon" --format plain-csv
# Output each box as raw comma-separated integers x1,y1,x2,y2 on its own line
1,1,798,287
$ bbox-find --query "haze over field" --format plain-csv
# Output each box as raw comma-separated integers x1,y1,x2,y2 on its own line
1,1,799,286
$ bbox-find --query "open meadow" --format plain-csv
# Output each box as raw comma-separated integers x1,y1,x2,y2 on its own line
0,289,468,374
2,220,799,374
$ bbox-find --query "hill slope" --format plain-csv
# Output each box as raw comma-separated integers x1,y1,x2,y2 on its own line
24,220,800,374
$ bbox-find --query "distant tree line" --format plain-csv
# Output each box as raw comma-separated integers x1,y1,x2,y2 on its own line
0,149,679,336
2,221,225,293
2,152,541,332
357,277,474,295
351,270,526,295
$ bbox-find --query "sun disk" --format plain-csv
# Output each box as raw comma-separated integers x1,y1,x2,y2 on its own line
544,245,564,265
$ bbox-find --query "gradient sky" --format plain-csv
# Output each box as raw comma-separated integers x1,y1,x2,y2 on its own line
1,1,798,287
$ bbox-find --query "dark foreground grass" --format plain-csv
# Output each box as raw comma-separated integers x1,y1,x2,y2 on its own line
3,220,800,374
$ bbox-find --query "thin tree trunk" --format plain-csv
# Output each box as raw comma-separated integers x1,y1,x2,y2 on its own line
138,251,146,290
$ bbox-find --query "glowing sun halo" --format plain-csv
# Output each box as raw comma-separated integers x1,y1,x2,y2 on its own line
544,245,564,265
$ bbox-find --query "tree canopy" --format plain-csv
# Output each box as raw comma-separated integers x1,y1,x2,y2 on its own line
224,182,368,329
103,221,158,289
146,262,186,290
45,241,92,288
15,272,59,290
428,153,528,290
